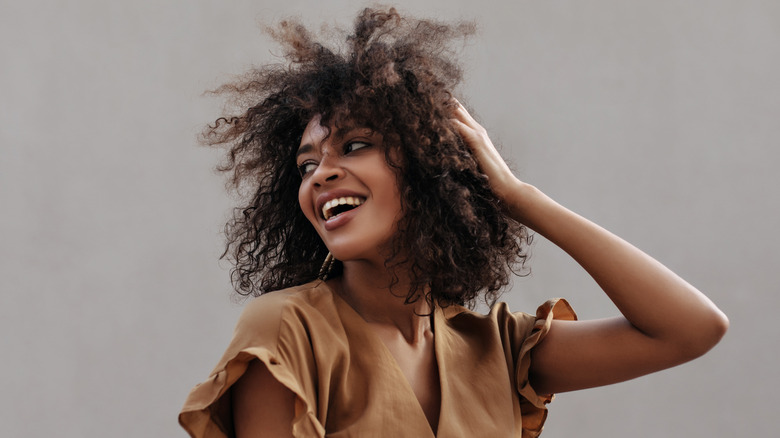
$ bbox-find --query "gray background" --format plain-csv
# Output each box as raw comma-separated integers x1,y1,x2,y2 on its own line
1,0,777,436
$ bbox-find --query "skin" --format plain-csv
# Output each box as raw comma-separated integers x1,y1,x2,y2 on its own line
295,115,404,265
293,115,441,431
232,105,729,436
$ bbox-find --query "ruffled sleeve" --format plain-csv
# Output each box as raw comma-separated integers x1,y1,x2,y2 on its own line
502,299,577,437
178,291,326,438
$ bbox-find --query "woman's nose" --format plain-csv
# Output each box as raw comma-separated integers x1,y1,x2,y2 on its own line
312,155,345,186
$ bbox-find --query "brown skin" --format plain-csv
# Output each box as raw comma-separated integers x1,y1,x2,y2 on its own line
294,115,441,430
231,103,729,435
233,361,296,437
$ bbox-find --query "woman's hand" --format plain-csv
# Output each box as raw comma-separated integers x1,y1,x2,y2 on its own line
450,100,522,203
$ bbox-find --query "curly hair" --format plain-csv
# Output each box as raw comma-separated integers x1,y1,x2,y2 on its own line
204,7,531,308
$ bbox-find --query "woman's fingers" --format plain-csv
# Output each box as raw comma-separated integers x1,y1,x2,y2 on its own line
449,100,489,150
449,99,520,198
451,99,482,133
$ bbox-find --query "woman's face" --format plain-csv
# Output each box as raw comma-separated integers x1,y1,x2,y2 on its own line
297,115,403,264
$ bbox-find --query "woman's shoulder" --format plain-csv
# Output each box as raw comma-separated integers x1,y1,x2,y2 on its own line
180,281,336,436
202,280,343,380
239,280,334,318
439,299,576,344
234,280,340,340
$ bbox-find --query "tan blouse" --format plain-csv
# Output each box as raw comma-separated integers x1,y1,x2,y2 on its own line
179,280,576,437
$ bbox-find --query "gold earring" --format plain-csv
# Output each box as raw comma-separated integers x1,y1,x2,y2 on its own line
318,252,335,280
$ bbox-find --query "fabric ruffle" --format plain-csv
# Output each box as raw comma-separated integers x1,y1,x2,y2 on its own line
178,347,325,438
515,298,577,437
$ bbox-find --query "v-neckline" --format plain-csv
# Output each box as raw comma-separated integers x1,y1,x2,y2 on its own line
327,283,445,437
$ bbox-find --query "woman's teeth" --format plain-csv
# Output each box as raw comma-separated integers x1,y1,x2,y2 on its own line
322,196,365,220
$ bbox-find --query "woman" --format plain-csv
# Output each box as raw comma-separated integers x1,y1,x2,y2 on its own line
179,8,728,437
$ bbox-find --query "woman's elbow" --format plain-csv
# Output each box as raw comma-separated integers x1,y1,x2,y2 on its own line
678,307,729,361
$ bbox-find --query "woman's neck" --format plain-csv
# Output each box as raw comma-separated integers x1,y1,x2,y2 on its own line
335,260,432,344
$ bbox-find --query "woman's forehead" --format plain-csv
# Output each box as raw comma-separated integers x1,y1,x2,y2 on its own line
298,115,377,148
300,115,329,146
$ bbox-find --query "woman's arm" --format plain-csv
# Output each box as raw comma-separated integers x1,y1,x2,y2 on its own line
232,359,296,437
451,101,729,394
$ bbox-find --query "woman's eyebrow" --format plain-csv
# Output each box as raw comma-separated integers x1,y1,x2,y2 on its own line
295,128,375,160
346,127,375,137
296,144,314,159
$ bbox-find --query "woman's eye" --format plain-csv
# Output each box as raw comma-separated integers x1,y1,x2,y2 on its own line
297,162,317,177
345,141,370,154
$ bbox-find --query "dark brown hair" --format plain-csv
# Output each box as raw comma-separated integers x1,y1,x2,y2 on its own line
205,7,530,308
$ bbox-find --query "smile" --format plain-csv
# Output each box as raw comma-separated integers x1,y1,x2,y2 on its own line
322,196,366,220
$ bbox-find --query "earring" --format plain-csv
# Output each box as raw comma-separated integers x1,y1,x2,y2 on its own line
318,252,335,280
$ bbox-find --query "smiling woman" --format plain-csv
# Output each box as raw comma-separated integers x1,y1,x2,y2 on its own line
296,117,403,265
178,7,727,438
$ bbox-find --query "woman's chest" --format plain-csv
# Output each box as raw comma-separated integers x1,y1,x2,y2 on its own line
313,322,520,437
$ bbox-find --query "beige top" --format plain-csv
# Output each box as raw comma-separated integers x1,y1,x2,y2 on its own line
179,281,576,438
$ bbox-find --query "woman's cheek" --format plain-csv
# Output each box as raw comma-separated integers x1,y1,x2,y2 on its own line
298,183,314,223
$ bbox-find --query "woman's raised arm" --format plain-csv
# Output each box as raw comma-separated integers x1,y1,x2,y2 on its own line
451,101,729,395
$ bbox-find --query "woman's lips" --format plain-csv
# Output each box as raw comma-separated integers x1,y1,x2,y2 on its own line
316,189,367,219
322,196,366,220
322,202,363,231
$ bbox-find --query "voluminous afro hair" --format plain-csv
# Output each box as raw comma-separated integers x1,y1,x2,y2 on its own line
205,7,531,308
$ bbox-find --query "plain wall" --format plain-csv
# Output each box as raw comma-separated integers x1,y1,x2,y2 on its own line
1,0,777,436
